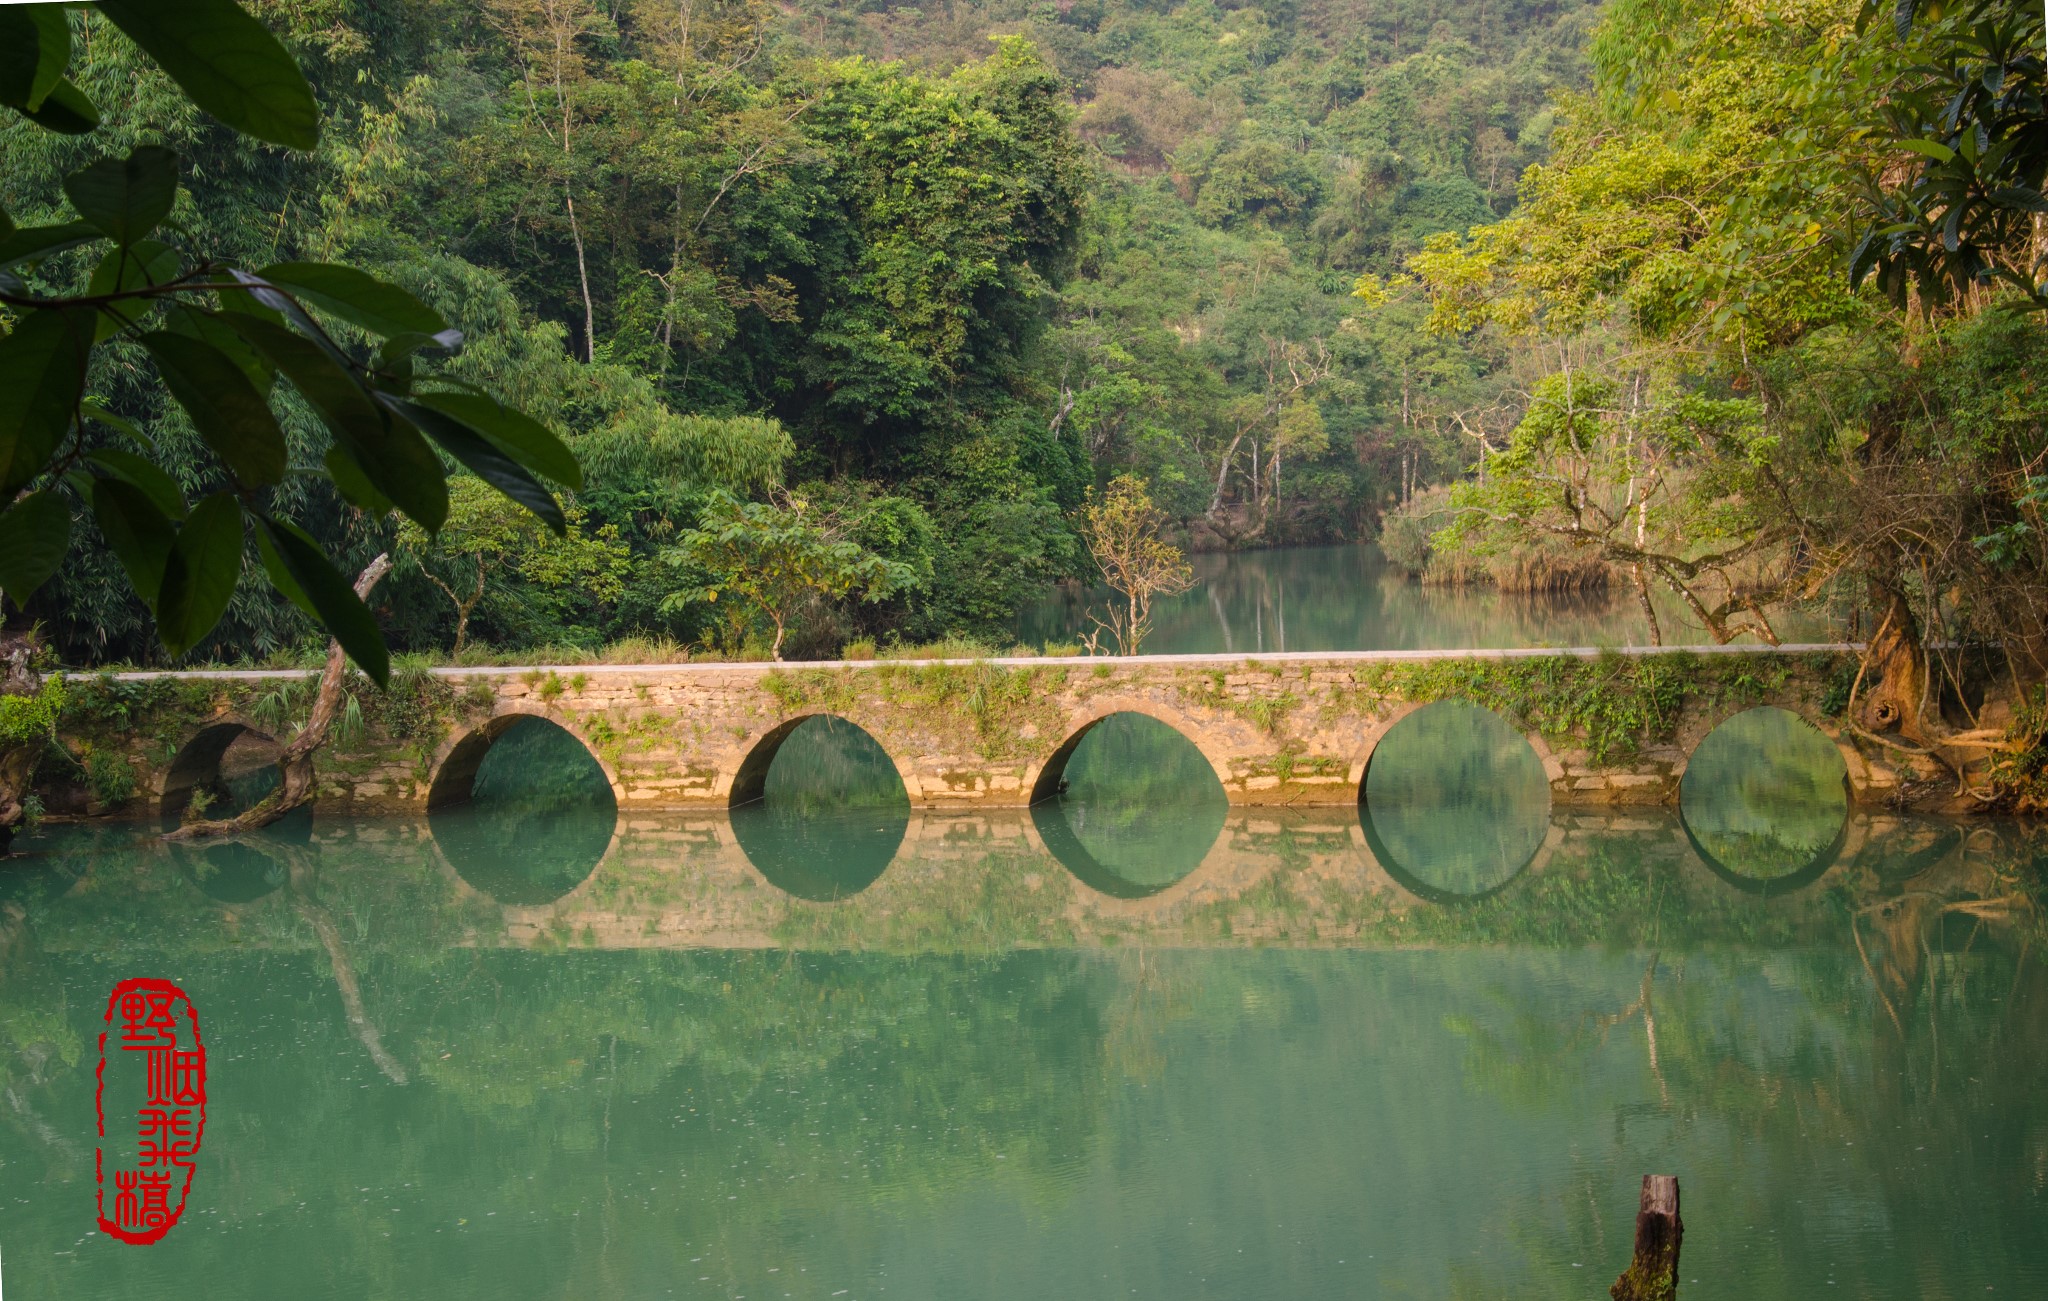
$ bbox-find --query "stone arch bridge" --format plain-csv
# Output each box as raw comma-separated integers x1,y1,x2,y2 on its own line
67,644,1897,822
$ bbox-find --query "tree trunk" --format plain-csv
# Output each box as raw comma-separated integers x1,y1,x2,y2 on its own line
567,188,596,362
1610,1175,1683,1301
1209,428,1250,517
287,853,408,1084
452,555,486,656
1631,564,1662,647
164,554,391,841
1860,584,1928,742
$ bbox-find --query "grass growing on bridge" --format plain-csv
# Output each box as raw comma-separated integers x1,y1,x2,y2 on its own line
761,662,1073,761
1351,650,1847,763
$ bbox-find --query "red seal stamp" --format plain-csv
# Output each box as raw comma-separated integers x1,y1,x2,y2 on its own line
95,978,207,1244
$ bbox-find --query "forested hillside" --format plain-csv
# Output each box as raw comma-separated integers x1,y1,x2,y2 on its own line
1,0,1588,662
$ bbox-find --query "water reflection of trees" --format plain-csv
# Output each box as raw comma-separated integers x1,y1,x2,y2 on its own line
1680,707,1848,884
1016,543,1830,653
430,718,617,905
731,716,908,901
1362,700,1550,900
1440,819,2048,1297
0,813,2042,1296
1035,713,1226,896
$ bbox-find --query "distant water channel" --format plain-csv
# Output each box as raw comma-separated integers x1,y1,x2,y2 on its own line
2,704,2041,1299
1018,542,1832,652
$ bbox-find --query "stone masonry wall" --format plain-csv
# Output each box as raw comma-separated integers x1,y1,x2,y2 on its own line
45,646,1886,821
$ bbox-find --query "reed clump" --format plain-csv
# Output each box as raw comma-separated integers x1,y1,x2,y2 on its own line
1379,486,1612,593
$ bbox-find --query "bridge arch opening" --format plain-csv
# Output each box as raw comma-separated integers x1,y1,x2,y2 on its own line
1360,700,1549,903
1680,706,1849,894
160,723,311,840
428,715,617,905
730,714,908,901
1030,712,1225,899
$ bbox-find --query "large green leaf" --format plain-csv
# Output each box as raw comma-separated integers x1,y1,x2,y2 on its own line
388,398,566,534
99,0,319,151
0,491,71,606
0,220,100,269
86,448,186,520
255,263,453,341
0,13,40,111
221,312,447,529
81,398,153,449
21,8,67,109
256,516,389,686
141,330,288,487
411,390,582,489
0,308,92,495
17,77,98,134
91,476,176,606
253,522,317,620
323,445,396,517
0,8,91,134
155,492,245,656
164,304,275,392
62,147,179,247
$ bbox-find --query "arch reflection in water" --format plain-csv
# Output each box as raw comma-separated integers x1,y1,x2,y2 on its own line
159,724,312,841
1680,706,1849,893
428,717,617,905
1361,700,1550,903
1030,712,1226,898
730,715,909,901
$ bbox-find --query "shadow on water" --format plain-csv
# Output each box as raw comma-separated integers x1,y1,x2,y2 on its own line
428,717,617,905
1680,706,1849,894
1030,713,1226,898
731,715,909,901
1361,701,1550,903
179,842,290,903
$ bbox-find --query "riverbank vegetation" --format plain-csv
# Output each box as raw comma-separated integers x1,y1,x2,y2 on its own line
4,0,2047,809
1354,0,2048,804
2,0,1590,670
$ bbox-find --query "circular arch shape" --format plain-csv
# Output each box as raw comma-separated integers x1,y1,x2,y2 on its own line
1679,705,1851,894
1029,699,1230,806
1679,805,1846,897
729,711,924,809
426,712,620,907
1029,710,1227,899
1673,699,1871,804
427,704,626,810
1025,803,1197,900
159,722,310,839
728,714,910,902
1358,700,1552,904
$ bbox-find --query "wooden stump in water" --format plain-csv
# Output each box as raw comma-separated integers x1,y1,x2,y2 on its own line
1610,1175,1682,1301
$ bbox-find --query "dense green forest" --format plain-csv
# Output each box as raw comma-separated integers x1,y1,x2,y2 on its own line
1,0,1588,662
3,0,2046,801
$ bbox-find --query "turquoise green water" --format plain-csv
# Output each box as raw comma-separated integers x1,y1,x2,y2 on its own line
1,713,2042,1299
1017,543,1832,652
1363,700,1553,900
1034,712,1229,897
1680,707,1851,886
732,716,912,902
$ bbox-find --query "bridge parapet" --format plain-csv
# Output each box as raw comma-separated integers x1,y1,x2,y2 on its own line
52,645,1888,820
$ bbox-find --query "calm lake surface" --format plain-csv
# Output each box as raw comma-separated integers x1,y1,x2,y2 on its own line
1,703,2041,1299
1017,543,1833,652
